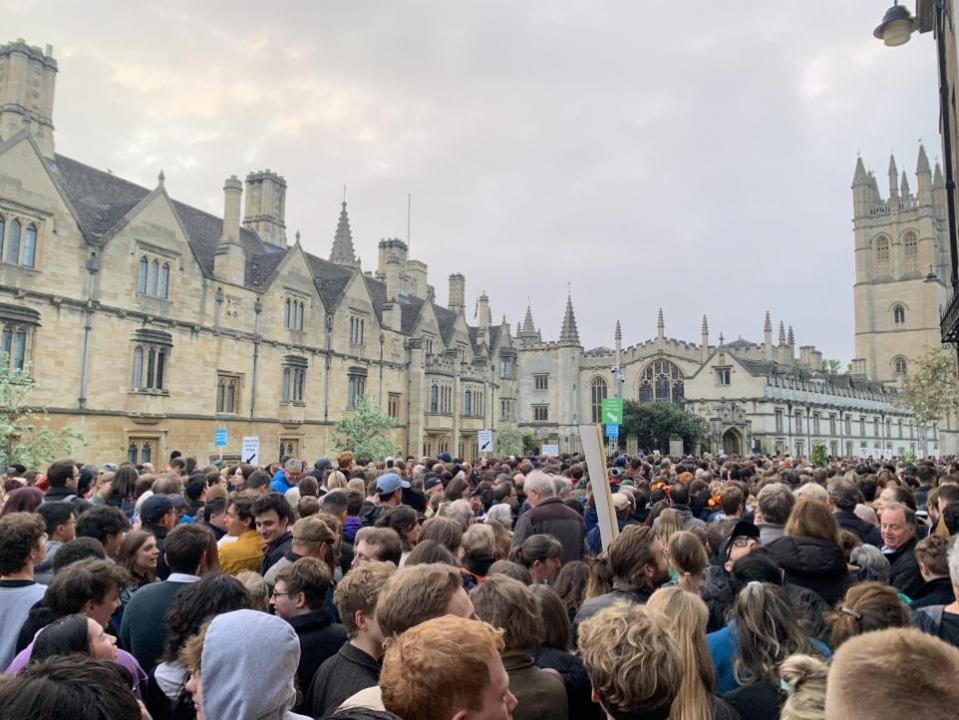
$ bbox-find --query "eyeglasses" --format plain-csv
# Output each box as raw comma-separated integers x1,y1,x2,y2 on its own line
272,591,297,598
731,536,756,548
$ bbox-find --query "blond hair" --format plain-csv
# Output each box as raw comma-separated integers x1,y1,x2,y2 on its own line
375,563,464,638
780,654,828,720
646,587,714,720
656,508,684,546
380,615,504,720
785,497,841,544
333,560,396,638
578,602,681,720
462,523,496,559
326,470,347,489
234,571,269,612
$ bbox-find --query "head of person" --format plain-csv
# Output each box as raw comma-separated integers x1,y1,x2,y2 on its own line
32,613,117,663
508,533,563,584
779,654,829,720
375,563,475,639
646,587,716,720
667,530,709,583
523,471,556,508
825,628,959,720
0,655,141,720
252,493,295,545
375,472,410,507
757,482,795,525
720,520,760,573
0,511,46,576
419,515,464,559
353,526,403,567
880,502,916,550
334,560,396,655
271,557,331,620
530,584,572,652
462,523,497,562
487,559,534,585
470,574,544,652
75,506,130,558
380,615,517,720
405,539,458,566
828,581,910,649
732,582,810,686
51,537,106,574
140,494,177,530
828,478,862,512
46,459,79,490
162,572,251,663
110,464,139,499
283,458,304,485
44,558,129,629
785,497,841,544
578,602,681,720
551,560,589,618
180,610,300,720
36,503,77,544
915,534,951,581
320,490,349,522
225,492,256,537
375,505,420,552
0,486,44,516
164,524,215,575
720,485,745,517
849,544,891,584
116,530,159,582
878,484,916,513
244,469,271,494
290,513,336,566
608,525,670,593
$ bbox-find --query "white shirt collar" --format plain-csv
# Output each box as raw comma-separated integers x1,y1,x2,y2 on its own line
166,573,201,583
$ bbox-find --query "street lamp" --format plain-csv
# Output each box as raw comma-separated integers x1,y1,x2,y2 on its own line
874,2,917,45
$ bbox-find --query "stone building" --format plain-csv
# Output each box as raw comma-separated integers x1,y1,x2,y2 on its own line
0,39,518,465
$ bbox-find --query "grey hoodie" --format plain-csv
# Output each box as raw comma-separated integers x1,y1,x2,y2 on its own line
201,610,311,720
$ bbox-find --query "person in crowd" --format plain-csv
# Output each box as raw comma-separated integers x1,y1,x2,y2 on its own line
235,569,270,611
778,654,829,720
255,492,296,575
511,471,585,563
912,534,955,608
217,492,263,575
765,497,848,605
825,627,959,720
459,523,498,589
378,615,517,720
881,501,924,598
200,496,228,541
140,494,178,581
405,538,457,566
829,477,882,546
105,464,139,517
755,482,794,545
75,505,130,559
272,557,346,709
265,514,338,586
352,526,403,567
374,505,419,564
849,543,891,583
701,520,762,631
418,515,463,559
179,609,311,720
551,560,588,622
828,581,910,649
577,602,681,720
471,574,568,720
308,561,396,717
913,534,959,647
246,469,273,494
647,587,739,720
149,572,252,717
668,530,710,594
586,492,632,555
0,655,144,720
0,486,44,516
120,524,215,673
33,501,76,584
508,533,563,585
574,525,670,628
41,458,90,515
272,458,305,495
0,512,47,669
359,473,410,527
529,584,598,720
29,613,117,663
115,531,159,622
48,536,106,573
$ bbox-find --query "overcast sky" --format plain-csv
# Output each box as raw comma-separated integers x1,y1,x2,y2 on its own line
4,1,941,362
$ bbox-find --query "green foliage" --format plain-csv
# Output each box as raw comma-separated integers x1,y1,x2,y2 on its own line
333,396,397,461
522,432,539,455
897,349,959,430
810,442,828,467
902,448,916,465
821,359,842,375
620,401,707,454
0,358,85,470
495,424,524,456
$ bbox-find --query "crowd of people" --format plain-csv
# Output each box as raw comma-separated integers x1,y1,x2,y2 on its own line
2,449,959,719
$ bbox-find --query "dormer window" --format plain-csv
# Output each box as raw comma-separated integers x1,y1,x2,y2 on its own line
138,254,170,299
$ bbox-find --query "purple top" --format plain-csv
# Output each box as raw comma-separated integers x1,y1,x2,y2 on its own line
5,641,148,699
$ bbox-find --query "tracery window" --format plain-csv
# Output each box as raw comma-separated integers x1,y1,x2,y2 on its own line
892,304,905,326
638,360,684,404
903,231,918,268
137,254,170,299
876,237,891,270
893,356,908,376
590,376,608,423
0,216,38,268
131,329,172,392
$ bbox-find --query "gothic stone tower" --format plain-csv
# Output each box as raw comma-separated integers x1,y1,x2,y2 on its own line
851,146,951,384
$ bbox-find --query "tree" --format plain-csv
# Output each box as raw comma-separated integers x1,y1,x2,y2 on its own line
821,359,842,375
897,349,959,452
333,397,397,461
522,432,540,455
495,424,524,456
620,401,707,454
0,358,84,470
810,442,828,467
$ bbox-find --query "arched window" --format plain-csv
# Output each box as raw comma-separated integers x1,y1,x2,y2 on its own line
159,263,169,299
903,231,918,268
138,257,148,294
12,329,26,371
284,299,291,328
590,376,608,423
464,388,473,416
430,383,439,413
5,220,20,264
893,304,906,326
638,360,684,405
132,346,144,388
148,259,159,296
894,356,908,376
876,236,891,270
22,225,36,268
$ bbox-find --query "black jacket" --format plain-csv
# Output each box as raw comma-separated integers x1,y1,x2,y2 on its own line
261,531,294,576
886,537,924,599
288,609,347,711
530,646,601,720
765,536,849,606
41,485,92,515
145,525,170,581
308,642,380,718
512,497,586,564
912,577,955,609
835,509,882,547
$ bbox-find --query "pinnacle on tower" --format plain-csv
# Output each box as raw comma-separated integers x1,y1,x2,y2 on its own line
787,325,795,347
559,294,581,345
615,320,622,342
521,304,537,334
330,201,360,269
888,153,899,198
934,162,944,188
917,144,931,174
701,314,709,334
852,156,868,185
764,310,772,333
901,170,911,197
657,308,665,339
778,321,786,346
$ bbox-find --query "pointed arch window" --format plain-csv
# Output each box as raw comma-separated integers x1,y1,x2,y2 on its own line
148,259,159,296
284,299,291,328
590,376,608,423
893,304,906,326
464,388,473,416
903,231,918,268
138,257,148,293
158,263,170,299
430,383,439,413
5,220,20,265
638,360,684,405
894,356,908,376
876,236,891,270
22,225,36,268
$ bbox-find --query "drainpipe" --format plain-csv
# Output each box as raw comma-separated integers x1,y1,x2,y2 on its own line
249,297,262,418
78,252,100,410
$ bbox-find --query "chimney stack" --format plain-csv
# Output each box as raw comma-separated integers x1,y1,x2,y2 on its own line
448,273,465,315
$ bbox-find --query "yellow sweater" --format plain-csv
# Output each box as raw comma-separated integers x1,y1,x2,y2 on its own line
218,530,264,575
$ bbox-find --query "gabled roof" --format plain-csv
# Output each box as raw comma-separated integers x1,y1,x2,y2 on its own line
363,276,386,323
433,304,458,344
307,255,353,311
401,297,425,334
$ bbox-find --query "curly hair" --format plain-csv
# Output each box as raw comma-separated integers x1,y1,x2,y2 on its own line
779,654,828,720
160,572,251,662
0,512,45,574
733,582,812,686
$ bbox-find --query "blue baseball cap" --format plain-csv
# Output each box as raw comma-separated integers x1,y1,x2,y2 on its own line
376,472,410,494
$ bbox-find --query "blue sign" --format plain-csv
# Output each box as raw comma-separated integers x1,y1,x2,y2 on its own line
214,428,228,447
605,424,619,438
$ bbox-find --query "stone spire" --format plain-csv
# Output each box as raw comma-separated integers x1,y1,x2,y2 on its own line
889,153,899,200
701,315,709,363
935,162,945,188
764,310,772,333
521,304,537,334
901,170,911,198
330,201,360,269
917,144,931,174
787,325,795,347
615,320,622,342
852,156,868,185
917,145,933,204
657,308,665,340
701,315,709,334
559,294,580,345
778,321,786,346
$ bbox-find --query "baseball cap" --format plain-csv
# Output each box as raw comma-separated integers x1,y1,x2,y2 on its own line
376,472,410,495
425,477,444,490
611,493,631,512
140,494,175,523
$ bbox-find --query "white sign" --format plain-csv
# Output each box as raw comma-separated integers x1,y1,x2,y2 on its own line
579,424,618,551
241,436,260,465
542,444,559,457
478,430,493,454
